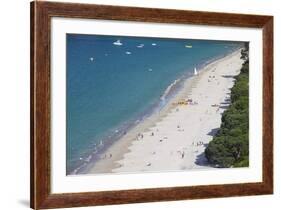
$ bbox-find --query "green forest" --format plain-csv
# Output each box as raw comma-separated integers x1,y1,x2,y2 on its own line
205,46,249,168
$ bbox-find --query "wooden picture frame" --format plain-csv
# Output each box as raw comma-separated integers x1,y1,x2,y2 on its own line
30,1,273,209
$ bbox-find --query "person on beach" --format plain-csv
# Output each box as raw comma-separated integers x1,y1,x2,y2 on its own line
137,133,143,140
181,151,185,159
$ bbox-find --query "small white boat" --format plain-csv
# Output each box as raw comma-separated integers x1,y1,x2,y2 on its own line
148,68,153,72
185,45,192,48
89,57,94,61
137,44,144,48
152,43,157,46
125,51,132,55
113,40,123,46
194,67,198,76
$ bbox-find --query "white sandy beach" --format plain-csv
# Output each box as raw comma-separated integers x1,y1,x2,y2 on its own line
86,49,244,174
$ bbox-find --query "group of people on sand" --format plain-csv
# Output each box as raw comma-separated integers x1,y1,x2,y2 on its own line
177,125,185,132
146,149,186,168
159,136,168,142
186,99,199,106
187,99,199,106
136,133,144,140
192,141,204,147
137,130,170,143
177,150,185,159
101,153,112,159
208,74,219,83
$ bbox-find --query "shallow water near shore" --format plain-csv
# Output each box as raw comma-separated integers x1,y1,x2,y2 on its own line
66,34,244,174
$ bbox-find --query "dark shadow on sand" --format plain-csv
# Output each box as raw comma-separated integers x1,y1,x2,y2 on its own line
221,75,235,78
195,151,210,166
219,105,230,109
220,100,231,105
195,128,220,167
207,128,220,137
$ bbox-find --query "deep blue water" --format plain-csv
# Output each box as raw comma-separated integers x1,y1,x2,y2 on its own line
66,34,243,174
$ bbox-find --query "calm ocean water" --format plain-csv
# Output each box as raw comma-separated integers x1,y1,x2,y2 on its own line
66,34,243,174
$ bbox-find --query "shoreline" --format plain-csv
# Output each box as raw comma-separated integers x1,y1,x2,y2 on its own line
79,48,244,174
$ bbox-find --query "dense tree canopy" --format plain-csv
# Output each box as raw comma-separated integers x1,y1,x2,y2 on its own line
205,46,249,168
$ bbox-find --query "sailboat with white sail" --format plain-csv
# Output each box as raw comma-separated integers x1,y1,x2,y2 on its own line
194,67,198,76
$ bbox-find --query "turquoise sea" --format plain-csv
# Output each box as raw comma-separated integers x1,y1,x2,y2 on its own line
66,34,244,174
